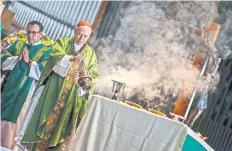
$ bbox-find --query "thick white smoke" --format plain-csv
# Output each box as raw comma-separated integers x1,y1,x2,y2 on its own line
94,1,219,110
63,1,228,150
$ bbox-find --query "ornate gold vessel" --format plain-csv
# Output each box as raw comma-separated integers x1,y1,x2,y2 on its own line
78,63,92,91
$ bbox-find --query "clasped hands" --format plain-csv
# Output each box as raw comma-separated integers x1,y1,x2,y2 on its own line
19,47,30,64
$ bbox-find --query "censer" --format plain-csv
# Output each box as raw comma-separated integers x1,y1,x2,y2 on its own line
78,62,92,91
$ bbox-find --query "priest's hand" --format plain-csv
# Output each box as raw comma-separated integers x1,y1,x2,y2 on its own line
69,54,84,62
76,54,84,61
22,47,30,63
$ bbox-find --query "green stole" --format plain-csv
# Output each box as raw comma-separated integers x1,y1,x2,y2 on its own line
1,40,50,123
21,37,98,151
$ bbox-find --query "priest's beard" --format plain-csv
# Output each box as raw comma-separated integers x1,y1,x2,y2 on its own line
27,35,41,44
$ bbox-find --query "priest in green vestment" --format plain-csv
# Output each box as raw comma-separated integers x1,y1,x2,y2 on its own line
21,21,99,151
1,21,51,149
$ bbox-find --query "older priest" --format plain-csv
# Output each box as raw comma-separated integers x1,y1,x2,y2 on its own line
22,21,99,151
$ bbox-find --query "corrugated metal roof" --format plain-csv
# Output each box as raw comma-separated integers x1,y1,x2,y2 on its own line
7,0,102,40
97,1,131,38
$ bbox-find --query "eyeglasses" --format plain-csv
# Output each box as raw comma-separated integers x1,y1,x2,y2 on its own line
26,30,40,35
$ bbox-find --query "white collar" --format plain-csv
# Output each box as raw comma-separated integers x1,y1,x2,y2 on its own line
74,44,84,52
26,41,41,46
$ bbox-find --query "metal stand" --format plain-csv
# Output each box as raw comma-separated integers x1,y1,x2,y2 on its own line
184,57,209,119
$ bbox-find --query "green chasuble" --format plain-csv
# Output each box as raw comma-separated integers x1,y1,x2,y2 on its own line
1,40,51,123
22,37,98,150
